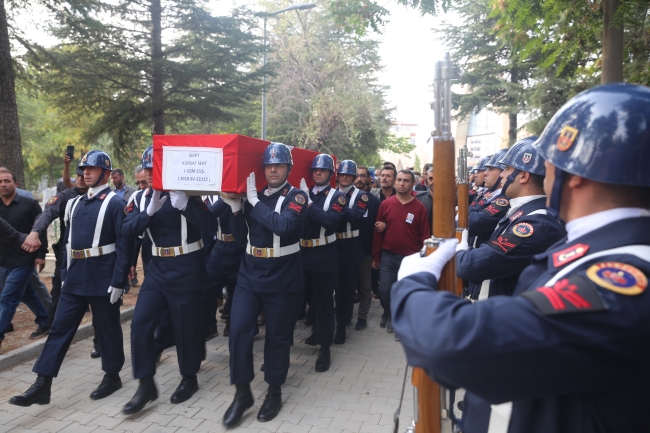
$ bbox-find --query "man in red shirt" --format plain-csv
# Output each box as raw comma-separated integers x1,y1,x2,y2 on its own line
372,170,430,335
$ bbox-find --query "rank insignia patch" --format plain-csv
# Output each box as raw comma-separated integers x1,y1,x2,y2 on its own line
512,222,534,237
586,262,647,296
281,187,289,196
489,233,523,254
552,243,590,268
125,202,134,215
483,205,500,216
338,196,346,205
521,274,606,315
294,194,306,205
98,193,107,200
509,210,524,222
557,125,579,151
47,196,59,206
495,198,509,207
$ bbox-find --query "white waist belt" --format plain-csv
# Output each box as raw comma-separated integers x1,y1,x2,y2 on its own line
247,242,300,258
70,244,116,259
152,239,204,257
336,230,360,239
300,233,336,248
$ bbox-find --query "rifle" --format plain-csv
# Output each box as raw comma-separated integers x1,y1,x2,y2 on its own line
410,52,458,433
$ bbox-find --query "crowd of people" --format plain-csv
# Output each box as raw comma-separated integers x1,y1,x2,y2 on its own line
0,82,649,433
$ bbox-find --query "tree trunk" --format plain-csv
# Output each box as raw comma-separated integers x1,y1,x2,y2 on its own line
0,0,25,186
508,64,518,145
602,0,624,84
150,0,164,135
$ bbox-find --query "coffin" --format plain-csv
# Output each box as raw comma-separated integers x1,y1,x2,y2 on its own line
151,134,336,195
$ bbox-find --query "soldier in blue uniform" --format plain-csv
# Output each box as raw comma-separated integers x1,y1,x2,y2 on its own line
120,146,218,414
457,137,566,300
391,83,650,433
298,154,346,373
332,160,369,344
468,156,490,213
10,150,130,407
222,143,308,427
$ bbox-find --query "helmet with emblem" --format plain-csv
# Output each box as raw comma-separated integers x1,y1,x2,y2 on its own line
337,160,357,176
141,145,153,169
485,148,509,170
78,150,112,171
311,154,335,172
263,142,293,166
499,136,544,176
476,155,491,171
533,83,650,187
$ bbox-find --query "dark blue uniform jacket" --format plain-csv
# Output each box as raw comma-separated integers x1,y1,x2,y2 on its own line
208,197,247,277
335,186,370,265
468,193,510,247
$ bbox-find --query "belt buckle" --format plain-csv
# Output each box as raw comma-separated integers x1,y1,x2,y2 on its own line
335,233,343,240
160,247,176,257
72,249,86,259
223,234,233,242
300,240,312,247
253,247,268,258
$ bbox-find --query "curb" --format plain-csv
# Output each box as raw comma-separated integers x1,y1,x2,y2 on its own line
0,306,135,372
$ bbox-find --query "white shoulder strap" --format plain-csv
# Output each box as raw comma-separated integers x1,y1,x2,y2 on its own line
346,187,360,237
272,187,294,250
92,192,116,248
66,196,83,270
528,209,547,216
317,188,336,242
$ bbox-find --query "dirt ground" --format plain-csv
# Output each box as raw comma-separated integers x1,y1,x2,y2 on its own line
0,262,143,356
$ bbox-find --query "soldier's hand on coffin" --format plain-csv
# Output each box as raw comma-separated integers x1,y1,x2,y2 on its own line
397,238,458,282
108,286,123,304
146,190,168,216
246,172,260,207
222,197,242,213
456,229,469,252
170,190,189,211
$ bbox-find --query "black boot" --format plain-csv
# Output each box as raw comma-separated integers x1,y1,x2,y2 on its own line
223,321,230,337
304,333,317,346
90,344,101,359
90,373,122,400
9,374,52,406
223,383,254,427
334,327,346,345
170,375,198,404
123,377,157,415
315,346,331,373
257,385,282,422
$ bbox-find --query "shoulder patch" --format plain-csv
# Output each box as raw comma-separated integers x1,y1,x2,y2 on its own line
361,194,369,202
494,198,509,207
509,210,524,222
552,243,590,268
338,196,346,205
585,262,647,296
46,195,60,206
489,233,523,254
512,222,534,237
294,194,306,205
125,202,135,215
521,274,607,315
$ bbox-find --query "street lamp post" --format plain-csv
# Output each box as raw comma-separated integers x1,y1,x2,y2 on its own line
257,4,316,140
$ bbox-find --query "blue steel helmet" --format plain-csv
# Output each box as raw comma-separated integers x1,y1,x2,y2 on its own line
484,148,508,170
337,160,357,176
476,155,491,171
311,154,335,171
471,165,479,174
533,83,650,187
263,142,293,166
499,136,544,176
78,150,112,171
141,146,153,169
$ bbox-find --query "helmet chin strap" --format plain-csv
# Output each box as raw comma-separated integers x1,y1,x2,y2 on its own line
501,169,521,197
546,169,567,222
91,169,108,188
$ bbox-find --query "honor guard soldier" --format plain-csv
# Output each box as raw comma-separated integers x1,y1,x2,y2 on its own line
10,150,130,407
121,146,218,414
391,83,650,433
333,160,369,344
457,137,566,300
298,154,346,372
468,156,490,213
222,143,308,427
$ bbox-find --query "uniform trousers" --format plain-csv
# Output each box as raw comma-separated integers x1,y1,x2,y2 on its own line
46,247,63,328
357,255,373,321
131,283,203,378
203,262,238,331
304,271,336,347
33,292,123,376
336,262,358,328
229,286,301,386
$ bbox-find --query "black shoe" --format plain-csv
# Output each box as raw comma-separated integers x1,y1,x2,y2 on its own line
223,322,230,337
334,328,346,345
305,315,313,327
91,345,101,359
380,313,388,328
315,346,330,373
257,385,282,422
223,384,254,427
9,375,52,407
261,364,265,372
5,323,14,333
304,334,318,346
29,325,49,339
205,325,219,341
170,376,198,404
123,377,157,415
354,318,367,331
386,319,394,333
90,374,122,400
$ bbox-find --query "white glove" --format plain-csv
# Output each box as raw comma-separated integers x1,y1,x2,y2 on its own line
222,197,242,213
397,238,459,281
246,172,260,207
146,190,168,216
169,190,189,211
107,286,123,304
456,229,469,252
299,178,312,204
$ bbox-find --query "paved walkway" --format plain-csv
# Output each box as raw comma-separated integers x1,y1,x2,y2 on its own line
0,300,415,433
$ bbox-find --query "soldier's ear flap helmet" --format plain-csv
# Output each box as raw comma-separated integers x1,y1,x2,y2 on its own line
532,83,650,221
78,150,112,187
499,136,542,196
485,148,508,170
337,160,358,176
311,154,335,172
263,143,293,167
476,156,491,171
141,146,154,169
